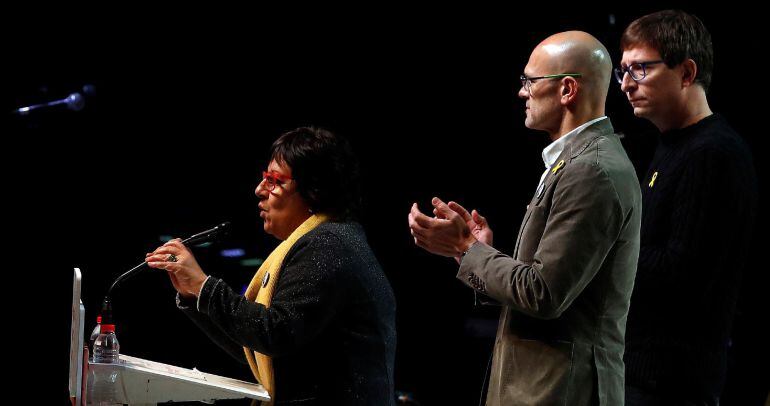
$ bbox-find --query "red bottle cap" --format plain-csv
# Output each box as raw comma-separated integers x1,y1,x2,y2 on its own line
100,324,115,333
96,315,102,323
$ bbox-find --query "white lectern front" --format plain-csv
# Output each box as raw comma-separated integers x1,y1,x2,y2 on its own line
69,268,271,405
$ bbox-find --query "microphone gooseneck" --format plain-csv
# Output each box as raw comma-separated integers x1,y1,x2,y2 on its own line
101,222,231,320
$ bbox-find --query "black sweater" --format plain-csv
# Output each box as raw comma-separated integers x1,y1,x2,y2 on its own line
624,114,758,399
179,221,397,405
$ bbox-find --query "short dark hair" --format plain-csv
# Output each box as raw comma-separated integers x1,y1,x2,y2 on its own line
621,10,714,92
270,126,361,221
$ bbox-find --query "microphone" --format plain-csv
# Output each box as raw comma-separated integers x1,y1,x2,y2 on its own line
181,222,231,246
103,222,231,299
13,92,85,115
99,222,231,328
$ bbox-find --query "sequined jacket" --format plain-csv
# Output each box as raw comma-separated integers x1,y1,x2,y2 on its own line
458,119,642,405
178,221,397,405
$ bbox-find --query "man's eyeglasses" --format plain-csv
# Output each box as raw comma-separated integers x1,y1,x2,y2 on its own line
520,73,582,93
614,60,664,84
261,171,293,191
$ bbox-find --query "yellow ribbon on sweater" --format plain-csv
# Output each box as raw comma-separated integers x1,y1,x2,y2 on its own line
243,213,329,401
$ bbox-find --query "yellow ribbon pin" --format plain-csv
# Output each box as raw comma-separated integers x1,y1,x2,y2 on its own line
649,171,658,188
551,160,565,174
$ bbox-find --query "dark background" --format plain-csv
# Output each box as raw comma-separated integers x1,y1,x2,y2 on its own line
6,5,767,405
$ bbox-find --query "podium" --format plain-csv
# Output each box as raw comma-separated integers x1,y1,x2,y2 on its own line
69,268,271,405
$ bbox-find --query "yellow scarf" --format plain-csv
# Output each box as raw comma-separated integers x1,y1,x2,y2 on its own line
243,214,329,401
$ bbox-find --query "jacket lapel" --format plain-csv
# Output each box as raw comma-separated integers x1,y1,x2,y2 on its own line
534,119,614,204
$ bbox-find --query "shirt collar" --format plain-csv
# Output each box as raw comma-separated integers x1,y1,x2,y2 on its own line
541,116,607,168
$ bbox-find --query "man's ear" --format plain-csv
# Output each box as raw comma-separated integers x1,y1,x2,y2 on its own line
561,77,579,104
681,58,698,88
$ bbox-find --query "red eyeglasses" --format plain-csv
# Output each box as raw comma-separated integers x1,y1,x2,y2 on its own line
261,171,293,191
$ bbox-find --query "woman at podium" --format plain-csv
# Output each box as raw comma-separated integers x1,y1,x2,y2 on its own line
146,127,397,405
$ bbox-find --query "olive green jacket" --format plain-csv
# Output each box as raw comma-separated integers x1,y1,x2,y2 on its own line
459,119,641,405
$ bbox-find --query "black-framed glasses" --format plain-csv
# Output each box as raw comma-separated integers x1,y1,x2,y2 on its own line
520,73,583,93
614,60,664,84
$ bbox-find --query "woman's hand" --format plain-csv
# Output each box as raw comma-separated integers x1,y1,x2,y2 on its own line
146,239,208,299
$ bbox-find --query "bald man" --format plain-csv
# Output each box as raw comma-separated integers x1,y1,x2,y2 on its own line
409,31,641,405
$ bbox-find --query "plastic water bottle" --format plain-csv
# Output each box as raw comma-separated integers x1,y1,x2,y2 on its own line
89,315,102,355
92,324,120,363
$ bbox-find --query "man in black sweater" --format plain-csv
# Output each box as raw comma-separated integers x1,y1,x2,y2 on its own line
615,10,758,405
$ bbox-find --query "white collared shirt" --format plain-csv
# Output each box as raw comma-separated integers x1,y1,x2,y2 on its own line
535,116,607,196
